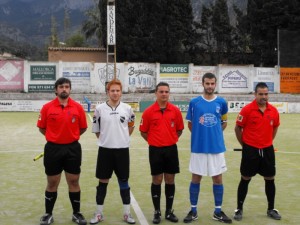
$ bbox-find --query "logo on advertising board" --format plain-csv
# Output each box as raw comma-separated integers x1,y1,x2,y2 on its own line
128,64,155,92
98,64,120,85
222,70,247,88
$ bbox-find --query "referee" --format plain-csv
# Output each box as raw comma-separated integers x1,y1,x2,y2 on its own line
234,82,281,221
37,77,88,225
140,82,184,224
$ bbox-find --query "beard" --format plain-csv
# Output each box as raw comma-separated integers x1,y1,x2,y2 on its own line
58,92,69,99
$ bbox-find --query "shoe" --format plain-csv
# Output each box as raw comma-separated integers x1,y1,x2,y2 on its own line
124,213,136,224
267,209,281,220
40,213,54,225
152,210,161,224
183,210,198,223
90,212,104,224
233,209,243,221
165,209,178,223
72,212,87,225
213,211,232,224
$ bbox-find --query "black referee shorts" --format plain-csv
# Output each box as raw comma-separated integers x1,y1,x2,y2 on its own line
44,141,82,176
149,144,180,176
240,143,276,177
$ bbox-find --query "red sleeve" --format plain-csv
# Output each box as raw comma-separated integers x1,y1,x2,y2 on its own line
139,109,150,133
78,104,88,129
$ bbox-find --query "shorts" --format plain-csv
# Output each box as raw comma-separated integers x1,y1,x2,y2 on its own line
189,152,227,176
240,144,276,177
44,141,82,176
96,147,130,180
149,144,180,176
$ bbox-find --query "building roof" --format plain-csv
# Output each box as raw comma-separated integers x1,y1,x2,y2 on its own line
48,47,106,52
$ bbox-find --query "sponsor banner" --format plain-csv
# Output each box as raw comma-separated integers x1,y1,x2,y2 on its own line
280,67,300,93
107,5,116,45
159,64,189,93
30,65,56,80
191,66,216,93
61,62,91,93
92,63,125,93
228,101,288,113
0,61,24,91
0,100,45,111
28,84,55,92
253,67,278,92
126,63,156,93
219,65,252,93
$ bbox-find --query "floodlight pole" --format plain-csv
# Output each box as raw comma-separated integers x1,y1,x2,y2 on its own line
106,0,116,82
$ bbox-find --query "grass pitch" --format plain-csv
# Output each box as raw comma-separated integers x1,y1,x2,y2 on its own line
0,112,299,225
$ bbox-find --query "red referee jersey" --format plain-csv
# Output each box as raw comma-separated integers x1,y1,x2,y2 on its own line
140,101,184,147
236,100,280,148
37,97,87,144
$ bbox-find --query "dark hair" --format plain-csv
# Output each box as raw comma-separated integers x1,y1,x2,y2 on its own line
255,82,268,93
202,72,217,83
155,82,169,92
107,79,122,91
55,77,71,90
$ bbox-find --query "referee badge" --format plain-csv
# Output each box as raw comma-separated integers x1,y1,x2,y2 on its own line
237,114,243,122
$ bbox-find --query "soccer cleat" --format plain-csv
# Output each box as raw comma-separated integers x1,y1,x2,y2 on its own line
152,210,161,224
267,209,282,220
72,212,87,225
165,209,178,223
183,210,198,223
90,212,104,224
124,213,136,224
40,213,54,225
233,209,243,221
213,211,232,224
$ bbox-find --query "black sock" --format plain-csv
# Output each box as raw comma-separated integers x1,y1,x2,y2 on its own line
120,187,131,205
165,184,175,212
237,178,251,210
69,191,81,214
265,179,275,210
151,183,161,212
45,191,57,214
96,182,108,205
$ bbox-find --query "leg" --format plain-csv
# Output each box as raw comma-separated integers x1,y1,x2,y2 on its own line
152,174,163,224
212,174,223,214
265,176,281,220
212,174,232,224
45,174,61,214
164,173,178,222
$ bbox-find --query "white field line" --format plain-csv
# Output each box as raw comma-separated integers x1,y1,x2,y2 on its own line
87,112,149,225
0,148,299,154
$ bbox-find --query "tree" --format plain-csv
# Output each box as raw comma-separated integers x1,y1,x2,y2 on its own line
66,33,86,47
211,0,233,64
50,15,59,47
64,7,71,42
82,0,103,47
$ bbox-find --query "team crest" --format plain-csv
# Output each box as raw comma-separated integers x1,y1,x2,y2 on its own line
237,114,243,122
216,106,220,113
120,116,125,123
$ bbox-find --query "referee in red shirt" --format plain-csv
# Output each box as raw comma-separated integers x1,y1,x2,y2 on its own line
233,82,281,221
37,77,88,225
140,82,184,224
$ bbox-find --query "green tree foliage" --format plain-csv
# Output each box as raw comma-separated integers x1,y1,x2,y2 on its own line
50,15,59,47
94,0,195,63
66,34,86,47
246,0,300,66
